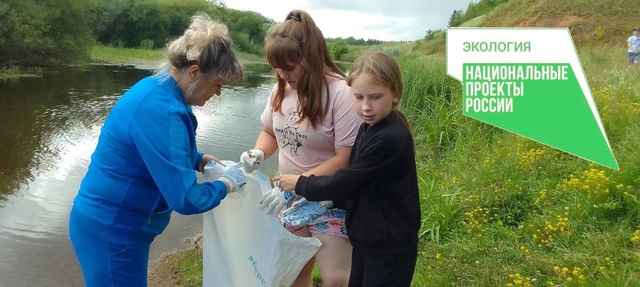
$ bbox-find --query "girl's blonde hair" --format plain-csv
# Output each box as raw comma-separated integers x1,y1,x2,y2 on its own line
347,52,410,128
265,10,346,129
156,13,244,99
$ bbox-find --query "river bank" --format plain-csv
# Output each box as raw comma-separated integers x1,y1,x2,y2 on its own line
0,59,281,286
146,233,324,286
148,234,204,287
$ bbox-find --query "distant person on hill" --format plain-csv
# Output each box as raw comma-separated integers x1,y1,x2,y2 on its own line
627,27,640,65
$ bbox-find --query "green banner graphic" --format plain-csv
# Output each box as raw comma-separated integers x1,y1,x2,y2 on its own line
462,63,617,169
447,28,618,170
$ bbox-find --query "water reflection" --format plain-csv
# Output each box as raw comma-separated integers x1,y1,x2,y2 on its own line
238,62,275,88
0,65,148,202
0,63,279,286
0,60,353,286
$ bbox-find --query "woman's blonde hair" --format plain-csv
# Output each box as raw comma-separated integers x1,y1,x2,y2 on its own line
156,13,244,98
265,10,346,129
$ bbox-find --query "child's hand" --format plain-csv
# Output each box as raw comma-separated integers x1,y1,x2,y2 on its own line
275,174,300,193
259,186,291,215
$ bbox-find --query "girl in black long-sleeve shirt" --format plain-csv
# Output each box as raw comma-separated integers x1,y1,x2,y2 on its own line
278,52,421,287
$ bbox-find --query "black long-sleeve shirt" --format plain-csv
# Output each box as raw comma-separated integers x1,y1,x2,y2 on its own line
296,111,421,254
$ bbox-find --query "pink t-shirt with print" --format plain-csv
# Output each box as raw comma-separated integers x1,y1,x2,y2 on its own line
261,76,361,175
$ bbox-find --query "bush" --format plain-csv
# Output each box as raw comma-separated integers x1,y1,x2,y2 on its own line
0,0,99,66
330,41,349,60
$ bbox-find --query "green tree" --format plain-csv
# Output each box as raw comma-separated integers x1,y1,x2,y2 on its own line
455,0,510,25
0,0,99,66
93,0,271,54
448,9,461,27
424,29,437,40
0,0,275,66
330,41,349,60
224,9,271,55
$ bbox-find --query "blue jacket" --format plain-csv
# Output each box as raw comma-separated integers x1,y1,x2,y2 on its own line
70,73,227,244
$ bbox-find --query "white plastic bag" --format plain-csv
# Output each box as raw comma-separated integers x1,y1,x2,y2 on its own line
203,160,228,181
202,164,322,287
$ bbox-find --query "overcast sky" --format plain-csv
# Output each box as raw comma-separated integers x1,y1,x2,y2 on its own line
222,0,477,42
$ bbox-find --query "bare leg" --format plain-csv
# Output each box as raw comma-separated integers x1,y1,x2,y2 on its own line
290,231,314,287
313,233,352,287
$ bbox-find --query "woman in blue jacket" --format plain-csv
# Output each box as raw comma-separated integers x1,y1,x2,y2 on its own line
69,13,247,286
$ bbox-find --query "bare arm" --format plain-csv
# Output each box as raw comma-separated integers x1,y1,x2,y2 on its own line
301,147,352,177
254,126,279,160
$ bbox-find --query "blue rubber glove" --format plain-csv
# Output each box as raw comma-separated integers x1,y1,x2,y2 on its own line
259,186,294,215
217,163,246,193
282,199,333,227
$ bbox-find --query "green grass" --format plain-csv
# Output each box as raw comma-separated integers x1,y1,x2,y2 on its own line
147,1,640,283
150,247,204,287
398,43,640,286
234,50,266,63
91,46,166,63
90,46,266,65
152,41,640,287
481,0,637,45
176,248,204,286
153,40,640,286
339,41,415,62
0,66,43,80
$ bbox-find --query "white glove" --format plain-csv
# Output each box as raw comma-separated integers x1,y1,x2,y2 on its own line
259,186,294,215
240,149,264,173
217,163,247,193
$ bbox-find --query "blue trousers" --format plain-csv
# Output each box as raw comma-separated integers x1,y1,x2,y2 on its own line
628,52,640,64
69,216,151,287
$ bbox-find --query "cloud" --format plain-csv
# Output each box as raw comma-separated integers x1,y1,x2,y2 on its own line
305,0,430,17
306,9,419,41
222,0,475,41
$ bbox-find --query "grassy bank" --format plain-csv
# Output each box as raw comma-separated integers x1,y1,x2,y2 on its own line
90,46,265,65
90,46,166,63
1,46,265,80
405,45,640,286
154,43,640,286
148,247,203,287
0,66,43,80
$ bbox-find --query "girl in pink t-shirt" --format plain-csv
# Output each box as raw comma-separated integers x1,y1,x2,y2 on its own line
239,9,361,287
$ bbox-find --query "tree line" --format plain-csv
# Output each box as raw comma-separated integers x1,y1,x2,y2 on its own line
325,37,384,61
0,0,273,67
448,0,510,28
423,0,510,40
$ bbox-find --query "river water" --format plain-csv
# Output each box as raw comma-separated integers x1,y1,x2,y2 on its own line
0,63,301,286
